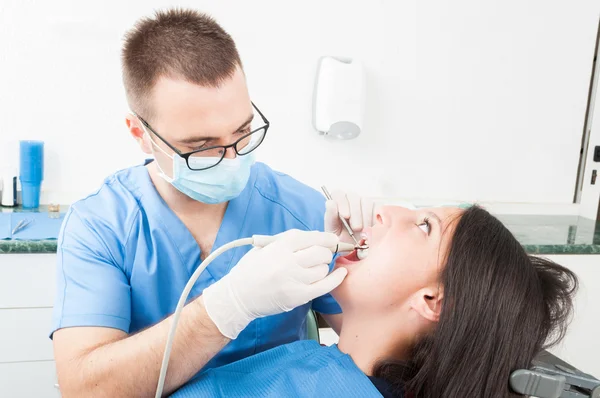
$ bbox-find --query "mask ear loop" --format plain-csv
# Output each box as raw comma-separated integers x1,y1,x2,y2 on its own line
129,112,172,158
144,131,173,159
133,115,176,182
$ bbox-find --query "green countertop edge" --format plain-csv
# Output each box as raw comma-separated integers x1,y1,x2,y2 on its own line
0,239,59,254
523,244,600,255
1,240,599,255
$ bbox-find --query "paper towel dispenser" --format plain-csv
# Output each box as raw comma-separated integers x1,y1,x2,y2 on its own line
312,56,366,140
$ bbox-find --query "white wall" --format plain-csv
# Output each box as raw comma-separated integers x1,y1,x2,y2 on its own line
0,0,599,205
580,52,600,219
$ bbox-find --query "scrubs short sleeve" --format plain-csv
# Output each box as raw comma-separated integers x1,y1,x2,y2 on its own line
52,208,132,336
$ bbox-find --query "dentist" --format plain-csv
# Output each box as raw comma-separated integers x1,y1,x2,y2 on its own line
51,8,372,397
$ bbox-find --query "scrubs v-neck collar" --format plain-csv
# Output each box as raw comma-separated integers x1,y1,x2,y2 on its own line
135,163,256,284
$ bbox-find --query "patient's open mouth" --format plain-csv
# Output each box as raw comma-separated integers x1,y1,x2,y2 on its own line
343,250,361,262
336,237,368,265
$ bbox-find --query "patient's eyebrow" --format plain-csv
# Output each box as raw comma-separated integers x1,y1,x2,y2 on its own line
427,211,444,230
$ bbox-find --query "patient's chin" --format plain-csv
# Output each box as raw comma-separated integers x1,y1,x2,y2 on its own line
330,264,363,305
330,279,349,303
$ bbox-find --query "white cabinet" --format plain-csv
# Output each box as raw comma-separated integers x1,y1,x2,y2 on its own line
0,361,60,398
0,308,54,363
0,254,59,397
0,254,56,309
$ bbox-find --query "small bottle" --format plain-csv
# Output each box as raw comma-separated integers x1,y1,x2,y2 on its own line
48,203,60,219
1,169,18,207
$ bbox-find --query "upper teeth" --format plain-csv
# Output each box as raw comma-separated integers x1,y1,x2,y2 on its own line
358,232,369,248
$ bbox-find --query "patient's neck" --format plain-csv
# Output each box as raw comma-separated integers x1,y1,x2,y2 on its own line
337,312,413,376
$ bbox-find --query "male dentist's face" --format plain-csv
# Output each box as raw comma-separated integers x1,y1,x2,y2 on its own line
131,65,254,179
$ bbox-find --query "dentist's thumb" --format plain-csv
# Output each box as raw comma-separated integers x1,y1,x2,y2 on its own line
324,200,341,234
307,267,348,298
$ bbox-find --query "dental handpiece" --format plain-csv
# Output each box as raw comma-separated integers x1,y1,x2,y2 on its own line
252,235,356,254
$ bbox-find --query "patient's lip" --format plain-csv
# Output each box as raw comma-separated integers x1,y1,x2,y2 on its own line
360,227,373,247
336,254,359,266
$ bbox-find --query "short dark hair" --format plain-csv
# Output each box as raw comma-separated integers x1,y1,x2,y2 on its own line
121,8,242,119
374,205,578,398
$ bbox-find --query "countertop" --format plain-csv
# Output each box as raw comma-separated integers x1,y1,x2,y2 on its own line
1,207,599,255
496,214,600,254
0,205,66,254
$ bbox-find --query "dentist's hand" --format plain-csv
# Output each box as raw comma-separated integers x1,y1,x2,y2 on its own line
202,230,348,339
325,191,376,243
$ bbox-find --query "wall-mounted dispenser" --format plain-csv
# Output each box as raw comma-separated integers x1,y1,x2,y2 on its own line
312,56,366,140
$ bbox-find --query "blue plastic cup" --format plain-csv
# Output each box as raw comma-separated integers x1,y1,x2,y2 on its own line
20,141,44,182
21,181,41,209
19,141,44,209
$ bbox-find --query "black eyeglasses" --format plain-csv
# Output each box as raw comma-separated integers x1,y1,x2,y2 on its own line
135,102,269,171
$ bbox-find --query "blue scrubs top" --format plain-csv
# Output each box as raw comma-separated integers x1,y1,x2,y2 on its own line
51,162,341,371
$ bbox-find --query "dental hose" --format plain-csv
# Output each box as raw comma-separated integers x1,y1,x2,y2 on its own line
155,236,356,398
154,237,253,398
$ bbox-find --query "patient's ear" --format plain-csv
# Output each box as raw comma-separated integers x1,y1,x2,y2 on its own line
411,287,443,322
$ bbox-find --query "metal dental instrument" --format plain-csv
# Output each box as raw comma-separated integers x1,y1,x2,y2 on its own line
12,218,34,235
321,186,368,251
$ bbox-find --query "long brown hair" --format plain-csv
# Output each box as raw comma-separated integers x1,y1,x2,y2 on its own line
374,206,578,397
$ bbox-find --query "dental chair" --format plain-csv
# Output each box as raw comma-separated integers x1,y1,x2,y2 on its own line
306,310,320,343
510,350,600,398
306,311,600,398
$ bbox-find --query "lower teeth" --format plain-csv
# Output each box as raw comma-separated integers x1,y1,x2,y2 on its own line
357,248,369,260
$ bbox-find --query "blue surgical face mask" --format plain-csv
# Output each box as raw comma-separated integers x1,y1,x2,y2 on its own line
146,132,255,204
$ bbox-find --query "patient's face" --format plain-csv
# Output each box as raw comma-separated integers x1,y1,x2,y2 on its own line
333,206,462,313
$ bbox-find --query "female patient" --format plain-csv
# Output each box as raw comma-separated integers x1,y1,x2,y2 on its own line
172,205,577,398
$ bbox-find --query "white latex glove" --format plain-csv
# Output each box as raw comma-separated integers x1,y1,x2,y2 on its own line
202,230,348,339
325,191,376,244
